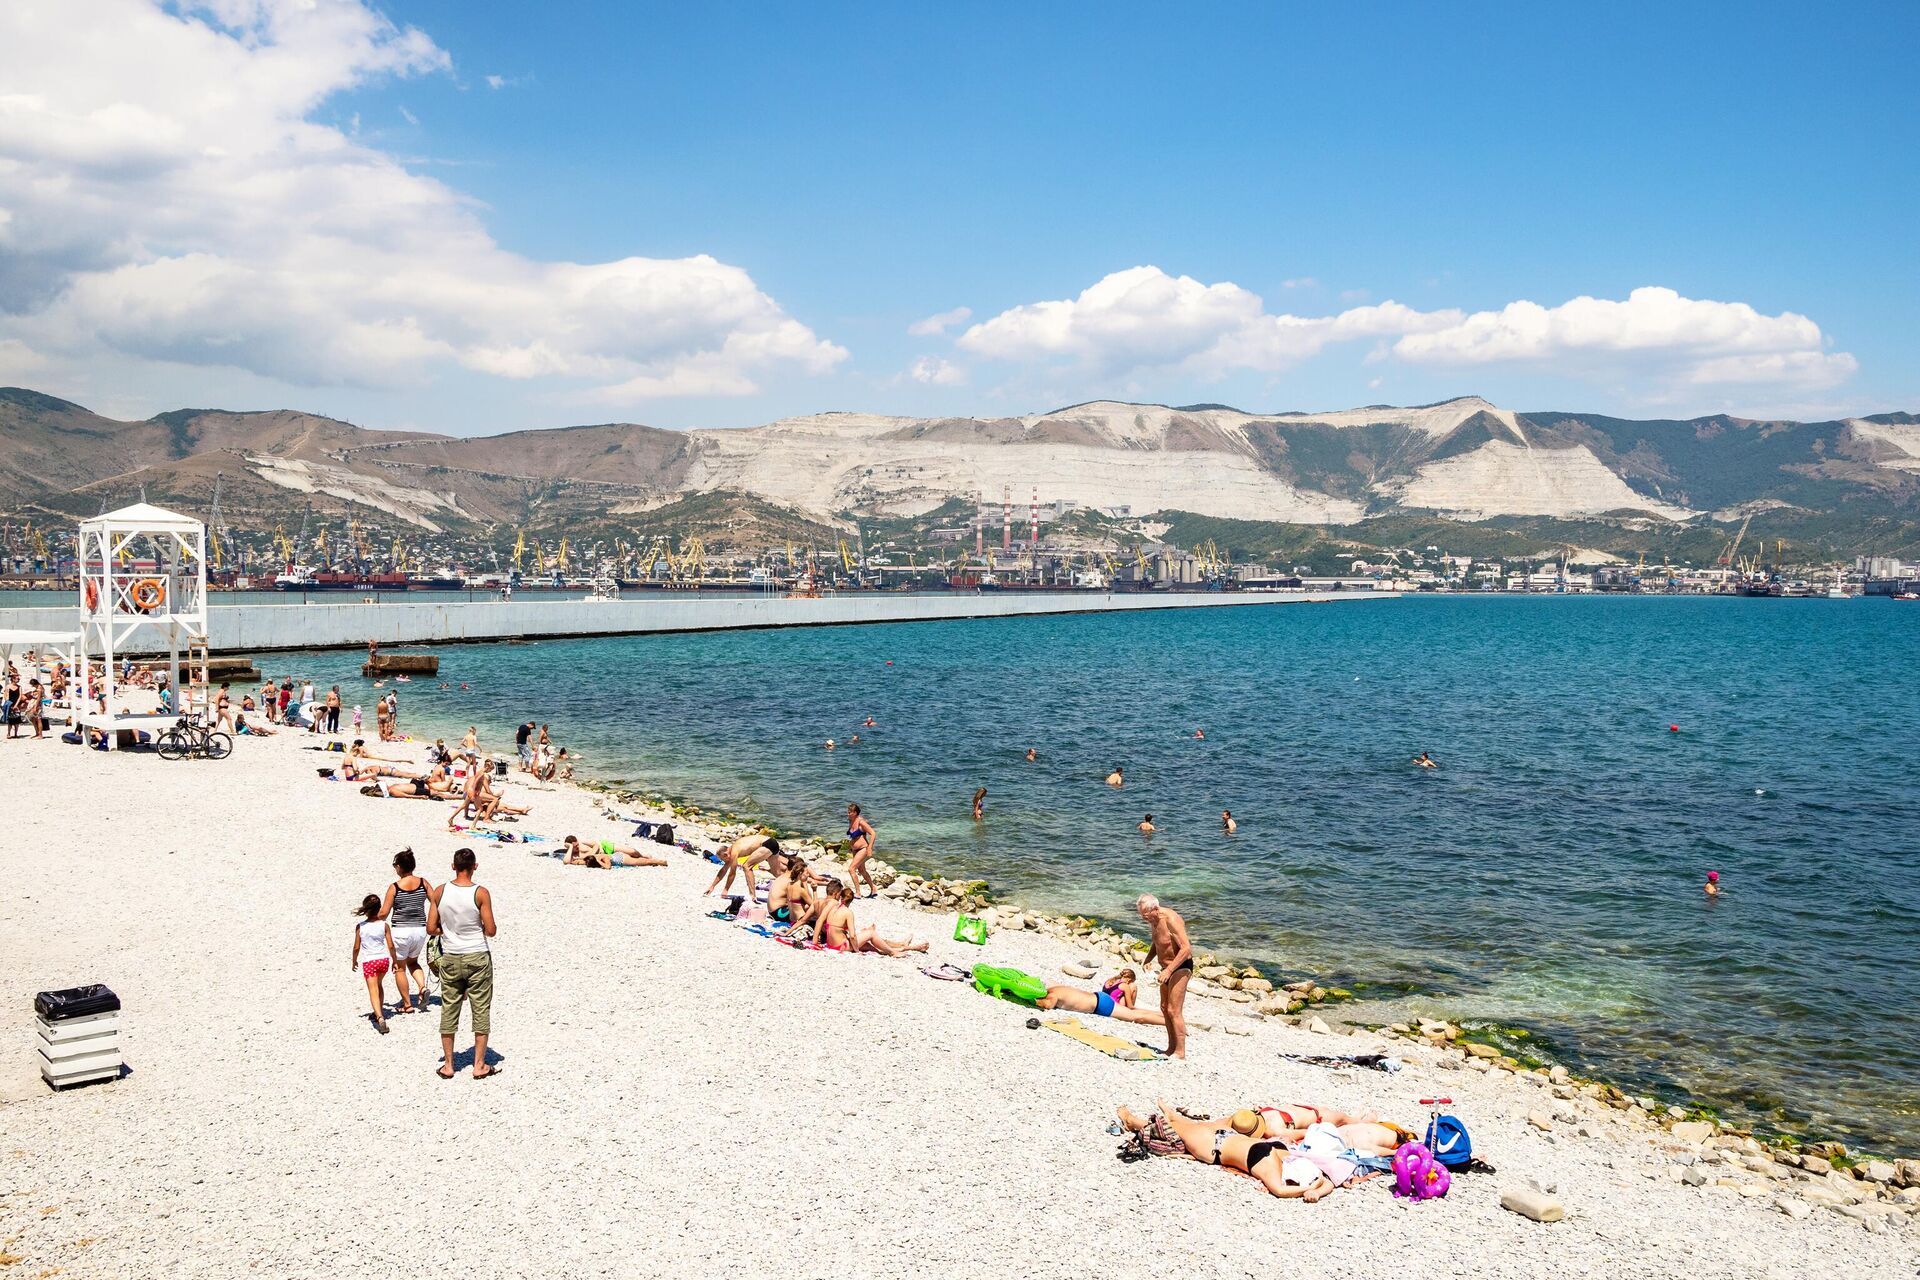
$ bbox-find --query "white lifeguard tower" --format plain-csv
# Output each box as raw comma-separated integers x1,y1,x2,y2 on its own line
73,503,210,748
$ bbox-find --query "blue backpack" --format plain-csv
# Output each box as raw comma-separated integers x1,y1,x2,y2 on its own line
1425,1113,1473,1168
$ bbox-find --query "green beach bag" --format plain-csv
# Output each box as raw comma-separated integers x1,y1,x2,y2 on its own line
953,914,988,945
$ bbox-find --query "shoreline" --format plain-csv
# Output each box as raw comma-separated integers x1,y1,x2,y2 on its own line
585,775,1915,1166
2,727,1916,1276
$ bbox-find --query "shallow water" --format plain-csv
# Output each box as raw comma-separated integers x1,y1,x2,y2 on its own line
276,595,1920,1150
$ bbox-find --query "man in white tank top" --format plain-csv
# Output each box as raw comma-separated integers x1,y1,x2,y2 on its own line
428,847,498,1079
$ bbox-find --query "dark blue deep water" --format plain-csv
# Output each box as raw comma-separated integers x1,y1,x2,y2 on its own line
283,596,1920,1150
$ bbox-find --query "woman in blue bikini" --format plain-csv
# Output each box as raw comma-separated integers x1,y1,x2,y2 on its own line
845,803,878,899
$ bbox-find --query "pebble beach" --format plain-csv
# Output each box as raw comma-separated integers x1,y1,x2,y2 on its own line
1,728,1915,1279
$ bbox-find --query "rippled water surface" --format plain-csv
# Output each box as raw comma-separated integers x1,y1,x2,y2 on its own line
279,596,1920,1149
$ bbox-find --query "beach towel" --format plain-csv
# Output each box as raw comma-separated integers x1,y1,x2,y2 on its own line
1041,1017,1161,1061
1278,1052,1402,1073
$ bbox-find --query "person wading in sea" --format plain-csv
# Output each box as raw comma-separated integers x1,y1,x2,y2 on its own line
1137,894,1193,1060
428,848,498,1079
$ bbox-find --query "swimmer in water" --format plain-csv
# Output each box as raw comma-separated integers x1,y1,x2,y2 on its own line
1704,870,1720,897
1024,747,1037,762
863,716,876,727
1221,809,1236,834
1105,766,1124,787
1194,728,1205,740
849,734,860,744
1412,751,1438,769
824,738,836,750
972,787,986,821
1138,814,1155,835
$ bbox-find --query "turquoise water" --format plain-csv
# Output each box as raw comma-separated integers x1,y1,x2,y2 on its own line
277,596,1920,1151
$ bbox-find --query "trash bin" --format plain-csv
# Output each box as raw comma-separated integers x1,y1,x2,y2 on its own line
34,984,122,1088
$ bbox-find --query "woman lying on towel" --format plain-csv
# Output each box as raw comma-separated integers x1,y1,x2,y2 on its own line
1036,970,1165,1026
344,739,419,781
561,834,668,869
1115,1099,1384,1202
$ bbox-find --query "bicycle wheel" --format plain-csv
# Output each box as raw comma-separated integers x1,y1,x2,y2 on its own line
156,730,186,761
204,733,234,760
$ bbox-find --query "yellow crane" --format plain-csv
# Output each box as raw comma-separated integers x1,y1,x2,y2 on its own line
837,538,856,574
511,528,528,573
556,536,570,573
392,539,410,572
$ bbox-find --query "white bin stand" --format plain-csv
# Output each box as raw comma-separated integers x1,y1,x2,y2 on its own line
35,987,123,1088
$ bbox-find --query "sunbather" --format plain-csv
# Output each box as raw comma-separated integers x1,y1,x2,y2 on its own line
814,882,928,955
1232,1104,1383,1136
766,857,814,925
344,740,420,781
1115,1101,1359,1202
560,834,668,869
1037,969,1165,1025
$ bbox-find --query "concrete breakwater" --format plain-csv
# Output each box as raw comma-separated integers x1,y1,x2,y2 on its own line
0,588,1392,654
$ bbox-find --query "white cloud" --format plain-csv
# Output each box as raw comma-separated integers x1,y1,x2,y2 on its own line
1281,277,1318,290
398,104,419,125
0,0,844,402
484,74,509,90
959,269,1856,395
907,305,972,337
1392,287,1854,387
957,266,1456,376
905,355,965,386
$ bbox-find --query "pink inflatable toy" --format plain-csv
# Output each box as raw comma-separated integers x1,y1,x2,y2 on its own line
1392,1141,1451,1200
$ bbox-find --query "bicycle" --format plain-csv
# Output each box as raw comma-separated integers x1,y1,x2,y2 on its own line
156,715,233,761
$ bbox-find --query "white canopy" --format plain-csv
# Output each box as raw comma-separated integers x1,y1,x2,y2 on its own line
82,502,204,531
0,629,80,664
0,629,81,649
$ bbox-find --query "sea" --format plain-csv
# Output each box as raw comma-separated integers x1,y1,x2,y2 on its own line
189,594,1920,1150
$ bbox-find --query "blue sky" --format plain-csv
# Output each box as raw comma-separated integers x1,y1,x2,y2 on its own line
1,1,1914,432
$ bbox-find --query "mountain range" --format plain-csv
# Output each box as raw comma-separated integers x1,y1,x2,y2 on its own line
4,386,1918,557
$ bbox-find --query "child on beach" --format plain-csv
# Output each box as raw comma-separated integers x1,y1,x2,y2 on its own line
351,894,395,1034
352,705,363,733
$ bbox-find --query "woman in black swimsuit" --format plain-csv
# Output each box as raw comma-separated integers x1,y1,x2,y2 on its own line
1116,1100,1339,1201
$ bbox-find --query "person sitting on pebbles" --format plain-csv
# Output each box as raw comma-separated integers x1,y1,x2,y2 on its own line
766,855,816,926
1037,969,1164,1025
813,881,928,956
561,834,668,869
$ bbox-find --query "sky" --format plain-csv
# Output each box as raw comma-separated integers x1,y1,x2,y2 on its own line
0,0,1915,434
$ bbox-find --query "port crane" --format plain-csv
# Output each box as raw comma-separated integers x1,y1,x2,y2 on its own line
1718,511,1755,566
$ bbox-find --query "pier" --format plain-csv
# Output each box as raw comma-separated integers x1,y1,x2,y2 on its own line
0,588,1393,654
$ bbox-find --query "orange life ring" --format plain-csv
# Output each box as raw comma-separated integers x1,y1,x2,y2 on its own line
130,578,166,611
83,580,99,611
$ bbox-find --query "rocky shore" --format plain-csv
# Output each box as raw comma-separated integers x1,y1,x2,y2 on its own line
614,790,1920,1228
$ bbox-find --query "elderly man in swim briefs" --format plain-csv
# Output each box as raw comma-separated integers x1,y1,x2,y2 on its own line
1137,894,1193,1059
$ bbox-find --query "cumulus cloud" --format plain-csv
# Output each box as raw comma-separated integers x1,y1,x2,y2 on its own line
907,305,972,337
1392,287,1855,386
905,355,965,386
0,0,844,401
958,269,1855,393
957,266,1457,377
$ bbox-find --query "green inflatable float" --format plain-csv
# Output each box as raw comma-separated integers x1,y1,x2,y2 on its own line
973,964,1048,1006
